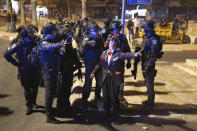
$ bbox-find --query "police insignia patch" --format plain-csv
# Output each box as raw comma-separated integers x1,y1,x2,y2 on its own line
42,41,47,44
84,38,89,41
113,56,118,62
152,40,158,45
10,44,16,50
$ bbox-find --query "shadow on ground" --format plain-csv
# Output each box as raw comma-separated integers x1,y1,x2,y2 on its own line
124,80,166,87
56,99,197,131
0,107,13,116
0,94,10,99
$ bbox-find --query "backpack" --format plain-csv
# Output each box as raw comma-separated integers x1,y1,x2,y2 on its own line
30,46,40,68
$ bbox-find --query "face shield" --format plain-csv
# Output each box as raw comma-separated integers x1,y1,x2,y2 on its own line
144,23,154,37
20,29,32,43
112,27,120,35
89,29,98,40
27,28,37,41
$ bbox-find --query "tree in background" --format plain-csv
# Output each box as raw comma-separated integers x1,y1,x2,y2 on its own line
67,0,71,18
19,0,26,25
31,0,37,26
179,0,197,7
6,0,12,13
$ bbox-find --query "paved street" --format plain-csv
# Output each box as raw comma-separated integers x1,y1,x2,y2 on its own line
1,38,197,131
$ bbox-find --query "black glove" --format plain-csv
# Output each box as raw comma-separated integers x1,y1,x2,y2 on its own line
78,69,82,82
126,62,131,69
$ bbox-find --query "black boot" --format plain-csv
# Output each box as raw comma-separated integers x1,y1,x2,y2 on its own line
25,106,33,115
46,117,60,124
32,103,39,109
142,100,155,106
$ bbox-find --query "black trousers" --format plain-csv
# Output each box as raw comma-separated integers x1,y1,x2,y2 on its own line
20,71,40,108
43,68,57,118
143,69,155,103
56,73,73,111
119,61,125,98
82,61,101,104
102,74,120,112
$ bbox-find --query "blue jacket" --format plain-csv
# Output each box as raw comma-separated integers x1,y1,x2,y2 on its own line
4,40,35,72
142,34,160,71
38,38,65,69
80,36,104,62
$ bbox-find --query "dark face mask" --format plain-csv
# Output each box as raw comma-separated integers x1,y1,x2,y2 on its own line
144,24,154,38
45,34,56,40
22,37,32,43
113,27,120,34
90,31,98,40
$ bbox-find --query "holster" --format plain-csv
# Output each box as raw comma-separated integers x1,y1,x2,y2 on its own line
154,70,157,77
158,52,164,59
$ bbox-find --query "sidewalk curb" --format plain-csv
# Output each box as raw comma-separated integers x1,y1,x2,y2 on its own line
0,34,15,41
182,49,197,52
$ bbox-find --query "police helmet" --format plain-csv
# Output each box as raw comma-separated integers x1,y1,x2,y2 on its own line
41,22,58,35
20,28,30,38
104,18,112,27
110,21,122,30
141,21,155,29
86,21,99,32
16,25,26,33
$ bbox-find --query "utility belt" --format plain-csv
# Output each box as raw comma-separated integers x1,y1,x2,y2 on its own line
143,51,164,59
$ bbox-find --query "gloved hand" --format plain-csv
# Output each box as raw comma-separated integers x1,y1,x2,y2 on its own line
90,73,94,79
126,62,131,69
78,69,83,82
89,40,96,47
134,51,142,57
67,34,72,43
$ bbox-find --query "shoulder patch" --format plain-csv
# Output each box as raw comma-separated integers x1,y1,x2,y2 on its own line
84,37,89,41
152,39,158,45
112,56,118,62
41,41,47,45
10,44,17,50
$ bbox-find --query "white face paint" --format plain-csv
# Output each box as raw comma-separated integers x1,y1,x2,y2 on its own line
109,40,117,50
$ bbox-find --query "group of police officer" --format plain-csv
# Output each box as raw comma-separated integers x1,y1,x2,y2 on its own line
4,17,162,124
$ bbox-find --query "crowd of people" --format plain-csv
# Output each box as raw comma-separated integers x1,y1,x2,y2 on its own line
4,17,163,124
159,14,190,33
6,10,17,32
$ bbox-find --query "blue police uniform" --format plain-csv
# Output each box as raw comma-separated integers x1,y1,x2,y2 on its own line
4,39,40,114
38,37,65,118
141,33,160,107
80,35,104,107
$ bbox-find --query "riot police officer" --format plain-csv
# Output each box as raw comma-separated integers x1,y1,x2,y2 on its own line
4,27,40,115
80,22,104,111
56,29,82,115
141,21,163,109
100,18,112,42
10,25,26,45
74,20,85,48
106,21,131,104
38,23,66,124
